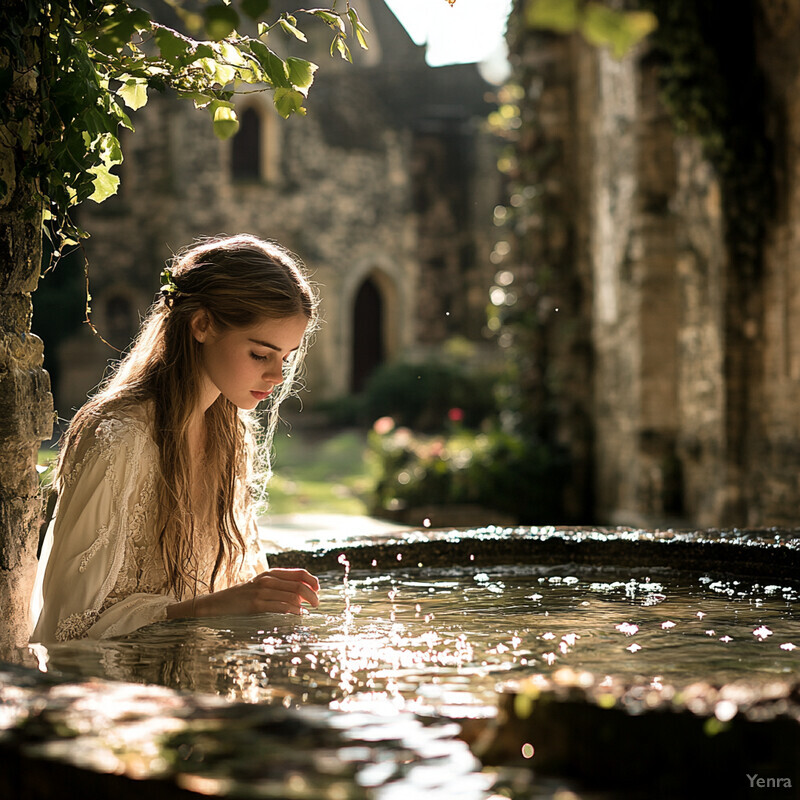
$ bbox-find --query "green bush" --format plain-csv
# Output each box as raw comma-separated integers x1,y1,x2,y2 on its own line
367,423,567,524
321,348,498,431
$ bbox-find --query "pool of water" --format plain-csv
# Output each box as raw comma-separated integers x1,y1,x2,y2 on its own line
36,562,800,717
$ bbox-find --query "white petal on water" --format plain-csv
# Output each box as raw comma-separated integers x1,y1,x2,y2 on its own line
615,622,639,636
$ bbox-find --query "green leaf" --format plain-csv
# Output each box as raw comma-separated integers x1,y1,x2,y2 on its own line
108,136,123,165
212,105,239,139
91,6,152,55
88,163,120,203
273,87,306,119
82,107,115,136
334,36,352,62
154,27,192,65
129,8,152,32
199,57,237,86
218,41,247,67
117,78,148,110
309,9,345,31
180,91,214,109
240,0,272,21
525,0,580,33
286,57,318,95
279,18,307,42
116,105,134,131
347,7,369,49
204,5,239,40
581,3,657,59
250,40,290,87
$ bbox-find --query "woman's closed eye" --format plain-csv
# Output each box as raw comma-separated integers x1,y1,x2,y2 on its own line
250,351,272,362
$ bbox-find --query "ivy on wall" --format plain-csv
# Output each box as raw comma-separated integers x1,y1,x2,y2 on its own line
638,0,772,276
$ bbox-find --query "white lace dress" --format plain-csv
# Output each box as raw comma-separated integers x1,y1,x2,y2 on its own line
30,404,264,643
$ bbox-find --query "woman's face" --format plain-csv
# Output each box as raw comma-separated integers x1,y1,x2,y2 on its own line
192,312,309,411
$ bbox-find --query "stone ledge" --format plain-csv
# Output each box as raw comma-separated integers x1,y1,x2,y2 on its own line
269,524,800,582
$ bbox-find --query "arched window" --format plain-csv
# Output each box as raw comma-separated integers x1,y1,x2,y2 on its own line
351,277,384,393
231,107,262,181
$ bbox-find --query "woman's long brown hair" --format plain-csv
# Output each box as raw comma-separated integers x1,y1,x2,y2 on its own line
57,234,319,599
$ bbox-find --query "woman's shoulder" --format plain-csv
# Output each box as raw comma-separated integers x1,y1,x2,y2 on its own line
77,400,157,453
57,399,159,490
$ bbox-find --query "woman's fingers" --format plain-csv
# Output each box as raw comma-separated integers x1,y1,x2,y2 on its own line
252,574,319,608
255,568,320,592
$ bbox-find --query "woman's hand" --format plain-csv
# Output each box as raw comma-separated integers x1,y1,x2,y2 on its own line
167,568,320,619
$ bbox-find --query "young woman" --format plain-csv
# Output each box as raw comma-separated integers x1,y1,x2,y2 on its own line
31,234,320,642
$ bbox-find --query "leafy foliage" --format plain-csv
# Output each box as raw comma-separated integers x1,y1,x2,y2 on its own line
525,0,657,58
639,0,772,278
0,0,369,252
321,346,500,432
368,424,567,523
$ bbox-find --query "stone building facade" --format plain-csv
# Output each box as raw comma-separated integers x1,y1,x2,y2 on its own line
52,0,500,415
504,1,800,528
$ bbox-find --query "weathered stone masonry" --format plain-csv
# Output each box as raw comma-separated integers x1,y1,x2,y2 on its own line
508,1,800,527
0,23,54,651
54,0,500,416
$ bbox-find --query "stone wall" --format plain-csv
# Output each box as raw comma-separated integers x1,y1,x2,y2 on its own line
47,0,501,418
509,2,800,527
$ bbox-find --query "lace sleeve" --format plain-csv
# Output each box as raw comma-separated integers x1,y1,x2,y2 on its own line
30,414,175,642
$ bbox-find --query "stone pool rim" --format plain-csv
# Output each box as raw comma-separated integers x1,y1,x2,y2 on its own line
268,524,800,582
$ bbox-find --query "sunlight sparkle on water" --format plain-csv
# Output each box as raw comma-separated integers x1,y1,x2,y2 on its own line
39,564,800,719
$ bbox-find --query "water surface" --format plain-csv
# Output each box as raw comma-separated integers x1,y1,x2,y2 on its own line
38,563,800,716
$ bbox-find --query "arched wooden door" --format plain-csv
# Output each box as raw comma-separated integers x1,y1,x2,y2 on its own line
351,277,384,393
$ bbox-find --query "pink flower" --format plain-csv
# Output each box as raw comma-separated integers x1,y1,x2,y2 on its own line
373,416,395,435
427,439,445,458
448,407,464,423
